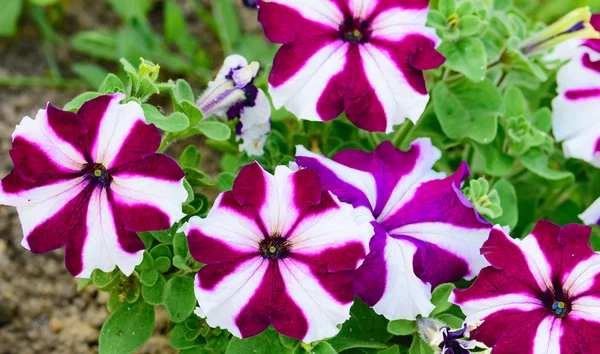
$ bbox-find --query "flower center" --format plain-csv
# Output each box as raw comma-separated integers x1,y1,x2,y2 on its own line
340,18,370,44
84,163,111,187
551,301,570,318
259,236,291,260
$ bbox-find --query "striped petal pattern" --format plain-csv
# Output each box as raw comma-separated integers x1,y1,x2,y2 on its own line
451,221,600,354
0,94,187,277
296,138,492,320
182,163,373,342
258,0,445,133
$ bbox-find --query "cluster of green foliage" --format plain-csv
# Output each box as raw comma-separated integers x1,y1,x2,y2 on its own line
3,0,600,353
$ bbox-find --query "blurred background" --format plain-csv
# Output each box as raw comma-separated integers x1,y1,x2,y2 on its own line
0,0,599,353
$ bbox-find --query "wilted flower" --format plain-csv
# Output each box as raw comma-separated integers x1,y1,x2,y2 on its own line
196,55,271,156
258,0,445,133
0,94,187,277
451,221,600,353
181,162,373,342
296,139,491,320
552,34,600,167
417,318,476,354
580,197,600,225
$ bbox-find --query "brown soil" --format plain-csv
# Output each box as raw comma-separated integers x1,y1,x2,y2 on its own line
0,1,257,353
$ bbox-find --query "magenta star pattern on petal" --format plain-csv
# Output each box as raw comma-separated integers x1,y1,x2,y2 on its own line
258,0,445,133
181,162,374,342
451,221,600,354
295,138,492,320
0,94,187,277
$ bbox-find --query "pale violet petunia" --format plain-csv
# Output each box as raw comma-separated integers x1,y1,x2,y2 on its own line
295,138,492,321
181,162,374,342
451,221,600,353
258,0,445,133
0,94,187,277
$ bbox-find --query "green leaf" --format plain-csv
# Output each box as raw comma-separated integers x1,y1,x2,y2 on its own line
458,15,481,37
327,299,390,352
481,28,506,64
99,301,155,354
533,108,552,133
438,0,456,17
217,172,236,193
71,63,109,89
439,38,487,82
63,92,104,112
71,30,119,61
154,257,172,273
150,244,172,259
179,145,202,169
92,269,119,290
387,319,417,336
430,283,456,316
409,334,435,354
492,179,518,229
142,104,190,132
169,322,206,350
0,0,23,37
173,232,189,258
226,327,289,354
142,274,165,305
433,80,501,144
164,276,197,323
99,74,125,94
198,121,232,141
140,269,159,286
77,278,92,292
312,342,337,354
435,313,464,328
472,140,514,176
503,86,527,118
212,0,241,55
378,346,401,354
175,79,195,104
518,149,574,183
181,101,205,127
106,0,151,20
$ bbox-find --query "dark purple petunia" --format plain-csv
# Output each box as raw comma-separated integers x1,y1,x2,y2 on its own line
451,221,600,354
0,93,187,277
257,0,446,133
296,138,492,320
181,163,374,342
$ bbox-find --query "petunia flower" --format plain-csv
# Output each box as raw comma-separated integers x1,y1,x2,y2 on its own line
196,55,272,156
417,318,477,354
580,197,600,225
552,46,600,167
295,138,492,320
451,221,600,353
258,0,445,133
231,85,272,157
551,13,600,167
0,94,187,277
181,162,374,342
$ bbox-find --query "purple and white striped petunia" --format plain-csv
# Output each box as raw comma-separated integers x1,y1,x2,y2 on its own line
0,94,187,277
181,162,374,342
258,0,445,133
295,138,492,320
552,16,600,168
580,197,600,226
451,221,600,354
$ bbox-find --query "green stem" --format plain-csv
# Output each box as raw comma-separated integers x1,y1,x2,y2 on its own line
391,121,413,148
0,76,87,89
